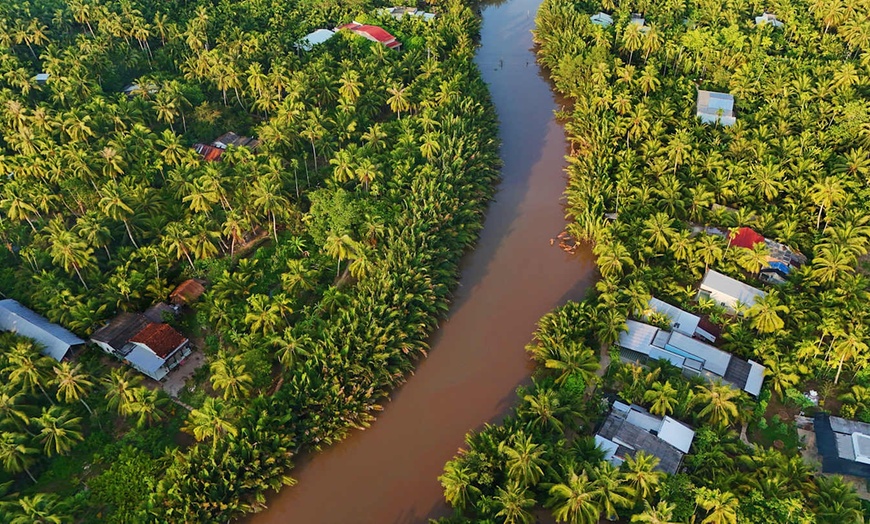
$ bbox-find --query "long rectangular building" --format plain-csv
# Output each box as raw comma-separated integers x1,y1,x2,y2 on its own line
0,299,84,361
618,319,765,396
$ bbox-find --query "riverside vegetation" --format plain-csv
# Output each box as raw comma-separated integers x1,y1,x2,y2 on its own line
0,0,500,521
437,0,870,522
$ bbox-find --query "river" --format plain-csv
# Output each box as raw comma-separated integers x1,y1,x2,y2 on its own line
248,0,595,521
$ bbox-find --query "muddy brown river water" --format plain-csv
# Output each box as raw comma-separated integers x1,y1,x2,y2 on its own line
247,0,596,521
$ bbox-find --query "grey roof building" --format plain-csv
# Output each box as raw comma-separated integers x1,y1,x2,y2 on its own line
617,319,765,396
697,90,736,126
595,402,695,474
815,414,870,478
0,299,85,361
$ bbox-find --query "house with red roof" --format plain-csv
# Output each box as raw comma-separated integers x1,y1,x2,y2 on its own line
727,227,765,250
338,22,402,50
91,313,191,381
193,131,260,162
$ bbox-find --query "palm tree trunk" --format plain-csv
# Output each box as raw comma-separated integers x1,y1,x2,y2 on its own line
38,382,55,406
183,248,195,270
24,465,37,483
73,264,89,290
123,219,139,248
835,354,845,384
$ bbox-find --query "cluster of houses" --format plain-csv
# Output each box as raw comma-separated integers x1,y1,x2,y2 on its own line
596,401,695,474
91,279,204,381
0,280,204,384
596,268,770,473
297,6,437,52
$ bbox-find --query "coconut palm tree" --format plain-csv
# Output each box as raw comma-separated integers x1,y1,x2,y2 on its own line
323,233,358,278
102,368,142,416
7,343,54,405
0,388,32,433
52,362,94,415
0,432,38,482
543,341,599,386
33,406,84,457
210,352,253,400
493,481,536,524
500,432,547,487
747,291,789,334
622,451,664,503
693,383,741,428
520,384,575,435
438,461,480,510
6,493,69,524
590,460,633,520
183,397,238,449
546,467,603,524
127,386,169,428
644,381,678,416
695,487,739,524
814,475,863,524
631,501,678,523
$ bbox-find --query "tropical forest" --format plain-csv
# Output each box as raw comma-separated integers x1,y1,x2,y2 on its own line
436,0,870,523
0,0,501,521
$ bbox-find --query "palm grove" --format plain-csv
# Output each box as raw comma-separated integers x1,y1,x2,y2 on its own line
436,0,870,522
0,0,501,521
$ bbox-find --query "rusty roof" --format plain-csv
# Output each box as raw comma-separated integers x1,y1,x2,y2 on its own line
169,279,206,305
129,322,187,358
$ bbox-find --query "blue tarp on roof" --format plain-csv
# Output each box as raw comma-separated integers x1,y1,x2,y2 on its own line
769,261,791,274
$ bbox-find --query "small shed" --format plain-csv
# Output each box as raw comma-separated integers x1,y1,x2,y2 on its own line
34,73,50,83
697,90,736,126
0,299,84,361
590,12,613,27
169,279,206,306
755,13,784,28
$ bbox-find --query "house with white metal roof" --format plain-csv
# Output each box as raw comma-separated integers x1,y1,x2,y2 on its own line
595,401,695,474
698,269,766,314
0,299,85,361
296,29,336,51
645,297,719,343
590,12,613,27
696,90,736,126
755,13,784,28
617,319,766,396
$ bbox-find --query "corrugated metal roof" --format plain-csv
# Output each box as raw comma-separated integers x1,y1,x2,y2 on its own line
667,332,732,377
729,227,765,249
0,299,84,361
617,320,660,355
744,361,766,396
647,298,700,337
699,269,766,310
91,313,150,352
659,417,695,453
297,29,335,50
124,344,170,380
